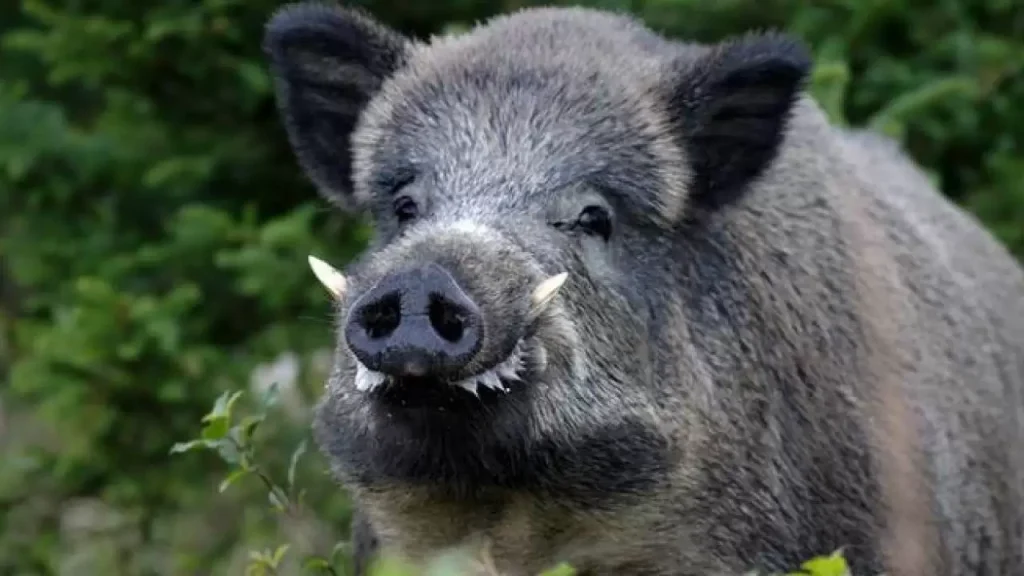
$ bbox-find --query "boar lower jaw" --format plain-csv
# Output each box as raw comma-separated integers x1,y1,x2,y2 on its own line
352,338,537,396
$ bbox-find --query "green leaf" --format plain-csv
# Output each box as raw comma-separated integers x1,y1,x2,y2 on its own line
249,549,271,564
329,541,351,568
141,156,214,190
238,414,265,445
168,439,215,455
539,562,577,576
788,549,850,576
261,381,280,409
271,544,291,567
810,60,850,126
225,390,246,419
201,415,230,441
288,439,308,493
210,437,242,465
367,556,417,576
237,60,271,95
200,390,247,441
203,389,245,425
867,76,979,141
219,468,250,493
303,556,331,573
268,488,289,512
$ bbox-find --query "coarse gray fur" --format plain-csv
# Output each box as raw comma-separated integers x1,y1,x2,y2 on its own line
262,3,1024,575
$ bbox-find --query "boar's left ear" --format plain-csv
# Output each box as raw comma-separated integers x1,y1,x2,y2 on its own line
263,3,412,212
667,31,812,211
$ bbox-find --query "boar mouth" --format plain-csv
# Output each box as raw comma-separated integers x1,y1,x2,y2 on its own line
352,336,543,397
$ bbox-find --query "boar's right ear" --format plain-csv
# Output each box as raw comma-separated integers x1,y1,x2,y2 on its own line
263,3,411,211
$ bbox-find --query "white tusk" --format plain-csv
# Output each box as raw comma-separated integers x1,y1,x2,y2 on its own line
308,255,347,299
530,272,568,311
354,363,386,392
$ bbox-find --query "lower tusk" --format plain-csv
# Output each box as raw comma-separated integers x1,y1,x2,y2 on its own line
308,255,347,299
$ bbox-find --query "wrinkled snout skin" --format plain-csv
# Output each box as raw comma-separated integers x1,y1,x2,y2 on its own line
263,4,1024,576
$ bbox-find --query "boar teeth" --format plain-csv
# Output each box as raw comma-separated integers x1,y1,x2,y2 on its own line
497,362,520,382
308,255,347,299
354,363,387,392
455,379,480,396
350,340,531,395
449,340,527,395
495,341,524,382
479,371,504,391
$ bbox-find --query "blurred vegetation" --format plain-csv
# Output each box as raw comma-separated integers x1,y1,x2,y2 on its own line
0,0,1020,574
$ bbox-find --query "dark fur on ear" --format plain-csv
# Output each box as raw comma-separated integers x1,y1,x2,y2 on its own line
263,2,411,211
668,31,812,211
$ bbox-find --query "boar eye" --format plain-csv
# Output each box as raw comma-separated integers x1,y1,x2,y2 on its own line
577,205,612,241
393,196,419,223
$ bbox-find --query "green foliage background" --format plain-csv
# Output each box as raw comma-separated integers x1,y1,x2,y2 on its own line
0,0,1020,573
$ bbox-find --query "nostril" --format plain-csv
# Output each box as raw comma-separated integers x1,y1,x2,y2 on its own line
359,292,402,339
345,265,484,378
428,293,467,343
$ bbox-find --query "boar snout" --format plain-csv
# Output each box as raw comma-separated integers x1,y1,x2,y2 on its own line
308,234,572,397
344,263,484,379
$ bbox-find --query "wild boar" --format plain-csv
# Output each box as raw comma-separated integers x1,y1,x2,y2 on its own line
263,4,1024,575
